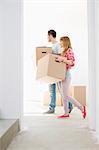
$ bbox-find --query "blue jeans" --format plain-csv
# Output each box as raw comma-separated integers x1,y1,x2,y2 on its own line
49,83,56,110
49,83,73,111
68,102,73,109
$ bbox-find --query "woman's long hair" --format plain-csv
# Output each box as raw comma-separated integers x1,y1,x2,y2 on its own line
60,36,72,56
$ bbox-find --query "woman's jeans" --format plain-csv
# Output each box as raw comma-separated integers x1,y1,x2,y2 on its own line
49,83,73,111
57,71,82,114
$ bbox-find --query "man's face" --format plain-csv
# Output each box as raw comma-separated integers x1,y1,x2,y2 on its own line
47,34,52,42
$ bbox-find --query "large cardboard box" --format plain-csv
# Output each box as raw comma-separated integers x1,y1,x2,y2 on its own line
43,87,73,106
72,86,86,106
36,53,66,84
43,86,86,106
43,91,63,106
36,47,52,65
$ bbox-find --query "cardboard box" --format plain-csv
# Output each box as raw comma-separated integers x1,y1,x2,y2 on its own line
36,53,66,84
72,86,86,106
36,47,52,65
43,91,63,106
43,87,73,106
43,86,86,106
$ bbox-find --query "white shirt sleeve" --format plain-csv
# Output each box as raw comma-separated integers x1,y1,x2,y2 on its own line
52,42,61,54
56,43,61,54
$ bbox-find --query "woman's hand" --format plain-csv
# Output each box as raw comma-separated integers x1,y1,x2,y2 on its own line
55,56,63,62
55,56,73,65
66,60,73,65
60,56,73,65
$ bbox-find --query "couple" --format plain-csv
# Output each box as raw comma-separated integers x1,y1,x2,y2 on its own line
44,30,86,119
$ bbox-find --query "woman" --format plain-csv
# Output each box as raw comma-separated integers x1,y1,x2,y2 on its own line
55,36,86,119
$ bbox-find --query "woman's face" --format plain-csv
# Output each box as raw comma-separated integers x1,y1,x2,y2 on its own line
60,41,64,48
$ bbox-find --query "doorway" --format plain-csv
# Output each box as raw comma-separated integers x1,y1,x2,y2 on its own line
23,0,88,116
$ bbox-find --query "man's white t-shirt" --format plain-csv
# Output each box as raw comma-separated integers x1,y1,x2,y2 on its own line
52,42,61,54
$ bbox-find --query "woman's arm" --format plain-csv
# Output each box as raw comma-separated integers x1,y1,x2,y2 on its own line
55,56,73,65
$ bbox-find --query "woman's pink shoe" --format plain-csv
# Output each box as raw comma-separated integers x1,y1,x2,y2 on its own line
82,105,86,119
57,114,69,119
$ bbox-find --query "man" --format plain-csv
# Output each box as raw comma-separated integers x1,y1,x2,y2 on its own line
45,30,73,114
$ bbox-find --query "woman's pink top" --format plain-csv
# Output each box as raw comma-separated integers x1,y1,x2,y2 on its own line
63,48,75,70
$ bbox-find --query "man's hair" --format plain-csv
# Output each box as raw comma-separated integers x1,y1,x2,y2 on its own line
48,30,56,38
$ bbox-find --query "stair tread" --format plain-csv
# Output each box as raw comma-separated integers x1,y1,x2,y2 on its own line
0,119,17,137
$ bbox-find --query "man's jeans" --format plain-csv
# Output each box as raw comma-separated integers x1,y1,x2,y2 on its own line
49,83,56,111
49,83,73,111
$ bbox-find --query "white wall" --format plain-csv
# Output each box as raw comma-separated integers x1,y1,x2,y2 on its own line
0,0,23,119
88,0,99,141
87,0,96,130
95,0,99,139
24,0,88,102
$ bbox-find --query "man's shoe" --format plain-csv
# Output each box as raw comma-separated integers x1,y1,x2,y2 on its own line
44,109,55,114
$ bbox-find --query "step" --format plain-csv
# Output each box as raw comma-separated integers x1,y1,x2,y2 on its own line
0,119,20,150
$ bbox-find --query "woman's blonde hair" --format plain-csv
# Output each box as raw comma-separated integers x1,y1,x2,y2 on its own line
60,36,72,55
